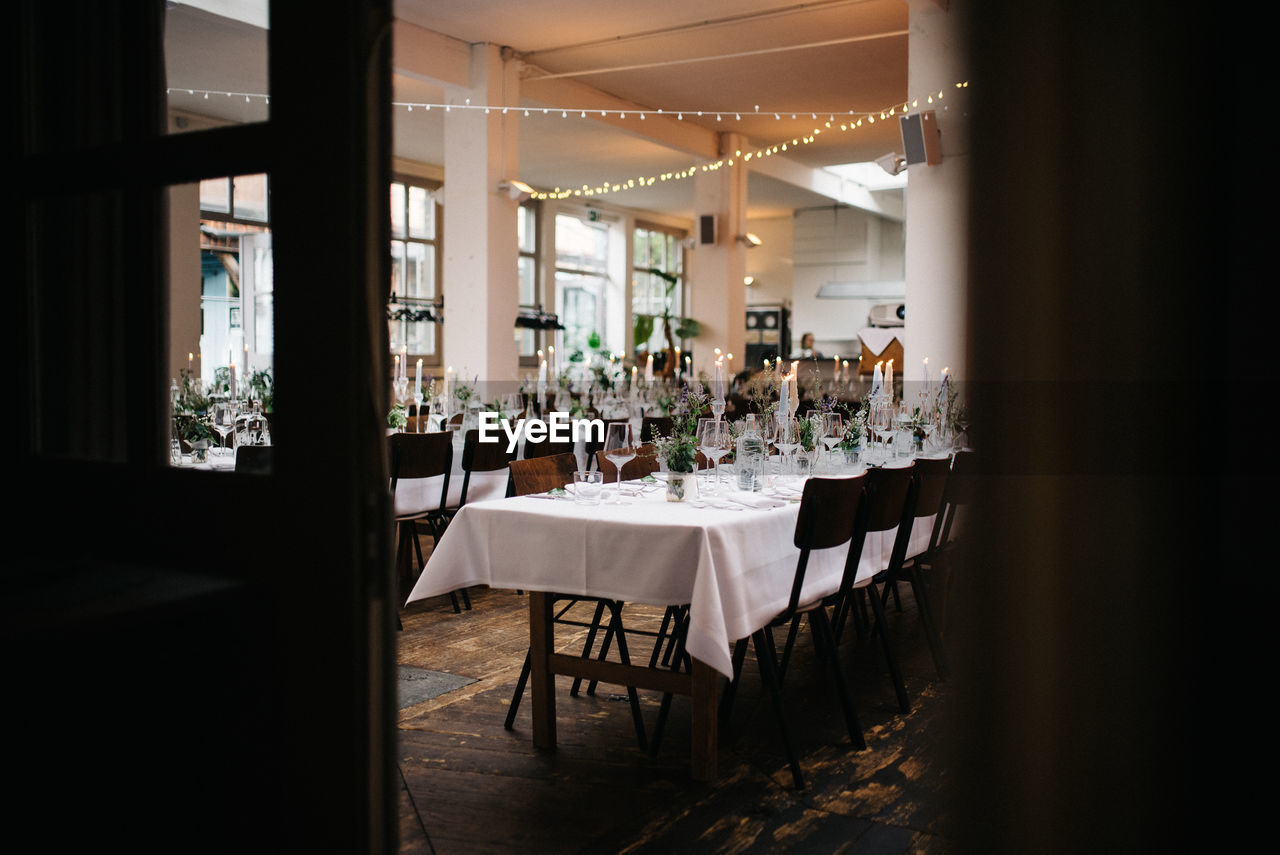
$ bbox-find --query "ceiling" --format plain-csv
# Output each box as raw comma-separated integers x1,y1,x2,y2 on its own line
165,0,913,221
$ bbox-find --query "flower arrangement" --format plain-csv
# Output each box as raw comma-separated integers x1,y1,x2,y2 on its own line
387,405,407,430
652,384,709,473
839,399,869,450
248,368,274,413
454,375,476,409
744,371,779,416
172,368,216,447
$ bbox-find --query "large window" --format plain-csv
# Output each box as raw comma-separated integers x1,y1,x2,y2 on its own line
199,174,272,393
555,213,613,357
632,224,685,357
389,177,441,363
516,203,540,362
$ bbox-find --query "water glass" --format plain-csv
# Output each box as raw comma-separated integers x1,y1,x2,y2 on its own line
573,470,603,505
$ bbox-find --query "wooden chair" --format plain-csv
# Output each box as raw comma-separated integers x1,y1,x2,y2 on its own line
819,463,919,714
520,429,577,462
640,415,673,443
719,475,871,789
876,455,953,679
388,431,469,613
503,453,648,750
456,428,517,508
233,444,272,475
583,418,631,467
594,443,659,483
507,452,578,495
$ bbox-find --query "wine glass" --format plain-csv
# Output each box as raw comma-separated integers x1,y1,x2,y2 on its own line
821,412,844,472
212,400,237,457
867,399,892,465
696,418,731,494
602,422,637,504
772,414,801,479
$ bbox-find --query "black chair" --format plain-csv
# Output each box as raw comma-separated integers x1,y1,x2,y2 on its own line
876,455,953,679
719,475,871,789
388,431,469,613
455,428,517,509
640,415,673,443
233,444,272,475
502,454,648,751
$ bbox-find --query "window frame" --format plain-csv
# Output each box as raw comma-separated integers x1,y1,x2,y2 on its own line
388,174,443,367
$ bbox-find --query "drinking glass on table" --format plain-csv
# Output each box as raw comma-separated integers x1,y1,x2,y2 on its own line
772,414,801,479
602,422,636,503
696,418,731,494
821,412,844,472
866,400,892,465
212,400,237,457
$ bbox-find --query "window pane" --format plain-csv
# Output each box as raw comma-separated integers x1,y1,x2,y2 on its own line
200,178,231,214
233,173,268,222
390,183,405,238
408,185,433,238
405,242,432,300
518,255,536,306
515,327,536,358
555,214,608,273
556,270,604,356
518,205,536,254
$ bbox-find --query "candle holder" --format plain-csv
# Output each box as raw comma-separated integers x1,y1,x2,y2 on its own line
392,375,409,408
711,398,726,421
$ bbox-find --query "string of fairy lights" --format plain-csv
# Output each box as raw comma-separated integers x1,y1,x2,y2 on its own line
166,79,969,199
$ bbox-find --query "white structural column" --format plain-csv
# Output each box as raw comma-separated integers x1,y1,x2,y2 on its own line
903,1,970,382
690,133,748,380
441,43,521,386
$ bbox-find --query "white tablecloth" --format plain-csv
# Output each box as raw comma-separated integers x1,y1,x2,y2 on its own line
405,461,934,678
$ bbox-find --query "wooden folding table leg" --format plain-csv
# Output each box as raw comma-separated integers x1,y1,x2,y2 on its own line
528,591,556,750
690,658,718,781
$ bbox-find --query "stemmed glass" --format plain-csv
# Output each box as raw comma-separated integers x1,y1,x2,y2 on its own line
602,422,637,504
696,418,731,494
212,400,237,457
867,400,892,465
773,414,801,478
821,412,844,472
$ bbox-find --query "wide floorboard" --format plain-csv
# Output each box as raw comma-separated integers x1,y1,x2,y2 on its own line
396,568,955,854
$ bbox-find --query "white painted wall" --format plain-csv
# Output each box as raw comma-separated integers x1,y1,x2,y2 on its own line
789,206,906,360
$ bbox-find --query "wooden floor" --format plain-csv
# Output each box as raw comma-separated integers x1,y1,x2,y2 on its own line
395,557,956,854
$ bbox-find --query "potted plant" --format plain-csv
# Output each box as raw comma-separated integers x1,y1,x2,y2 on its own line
652,385,709,501
632,266,700,379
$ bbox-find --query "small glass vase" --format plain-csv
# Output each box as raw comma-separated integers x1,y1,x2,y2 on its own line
666,470,696,502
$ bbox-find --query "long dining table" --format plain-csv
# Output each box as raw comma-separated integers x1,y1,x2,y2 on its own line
404,458,935,780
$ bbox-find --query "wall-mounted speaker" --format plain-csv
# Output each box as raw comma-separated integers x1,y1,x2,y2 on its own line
698,214,717,245
899,110,942,166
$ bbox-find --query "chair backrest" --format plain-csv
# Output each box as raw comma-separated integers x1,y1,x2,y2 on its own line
447,412,464,427
234,444,273,475
521,431,577,460
861,464,917,534
583,418,632,460
782,474,867,619
508,453,579,496
934,450,976,546
641,416,673,443
461,428,516,473
388,431,454,517
408,414,443,433
458,428,517,506
595,444,659,482
910,456,952,521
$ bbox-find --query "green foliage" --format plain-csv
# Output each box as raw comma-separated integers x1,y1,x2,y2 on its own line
387,405,407,429
653,385,710,472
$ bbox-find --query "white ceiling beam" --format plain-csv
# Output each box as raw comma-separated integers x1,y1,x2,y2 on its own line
393,20,473,89
747,153,904,220
518,73,720,161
